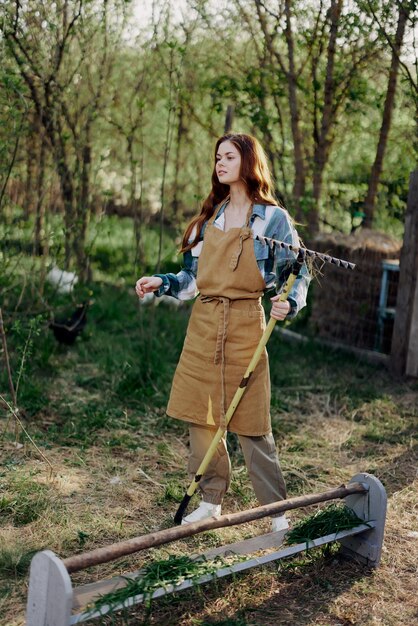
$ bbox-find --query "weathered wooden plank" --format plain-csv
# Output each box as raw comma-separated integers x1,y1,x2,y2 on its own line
72,570,140,611
391,169,418,376
406,273,418,376
202,528,288,559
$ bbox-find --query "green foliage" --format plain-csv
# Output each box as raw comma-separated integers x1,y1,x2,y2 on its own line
1,0,414,247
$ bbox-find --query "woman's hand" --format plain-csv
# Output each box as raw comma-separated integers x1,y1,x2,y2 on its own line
135,276,163,298
270,295,291,321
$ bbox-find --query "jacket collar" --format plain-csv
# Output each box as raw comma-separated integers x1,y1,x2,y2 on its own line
252,204,266,220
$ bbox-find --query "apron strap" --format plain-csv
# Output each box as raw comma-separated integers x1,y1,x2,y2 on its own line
208,198,229,225
218,200,253,271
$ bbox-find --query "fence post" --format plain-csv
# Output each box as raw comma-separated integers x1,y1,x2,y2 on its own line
390,169,418,377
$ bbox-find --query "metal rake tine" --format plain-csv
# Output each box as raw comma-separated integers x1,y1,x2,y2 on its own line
256,235,356,270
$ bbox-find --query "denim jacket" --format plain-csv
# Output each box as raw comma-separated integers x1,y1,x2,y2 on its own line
155,203,310,318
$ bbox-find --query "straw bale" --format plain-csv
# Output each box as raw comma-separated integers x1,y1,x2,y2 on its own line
308,228,402,352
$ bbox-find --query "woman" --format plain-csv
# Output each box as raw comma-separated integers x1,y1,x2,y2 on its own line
136,133,310,530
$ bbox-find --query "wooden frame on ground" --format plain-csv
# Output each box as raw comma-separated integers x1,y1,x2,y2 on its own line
26,473,387,626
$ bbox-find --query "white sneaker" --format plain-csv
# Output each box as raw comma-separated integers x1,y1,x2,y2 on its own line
181,501,222,525
271,514,289,533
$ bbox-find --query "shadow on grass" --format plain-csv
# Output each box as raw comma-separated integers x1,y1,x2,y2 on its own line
246,552,375,626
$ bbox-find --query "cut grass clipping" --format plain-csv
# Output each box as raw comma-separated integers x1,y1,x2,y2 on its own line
91,504,366,618
285,503,370,547
91,553,244,615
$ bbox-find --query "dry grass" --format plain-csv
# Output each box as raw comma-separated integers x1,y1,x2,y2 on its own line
0,322,418,626
1,375,417,626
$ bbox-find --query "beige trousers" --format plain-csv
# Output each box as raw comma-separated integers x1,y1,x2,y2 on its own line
188,425,287,511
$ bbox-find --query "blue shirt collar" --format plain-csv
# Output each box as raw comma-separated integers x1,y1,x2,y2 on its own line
252,204,266,220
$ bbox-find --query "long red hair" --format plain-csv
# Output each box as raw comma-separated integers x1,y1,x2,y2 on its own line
180,133,281,253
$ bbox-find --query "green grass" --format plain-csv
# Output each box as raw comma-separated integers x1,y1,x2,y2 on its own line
157,481,186,504
1,278,191,450
0,546,40,578
0,472,53,526
285,504,368,546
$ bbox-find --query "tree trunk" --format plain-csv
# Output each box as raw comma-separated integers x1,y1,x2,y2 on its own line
258,49,279,187
157,43,177,273
272,92,291,198
33,128,46,256
44,110,76,270
311,0,343,234
253,0,302,209
224,104,235,133
48,113,76,270
284,0,306,222
171,99,187,217
25,111,37,220
363,4,409,228
75,136,91,281
128,132,145,270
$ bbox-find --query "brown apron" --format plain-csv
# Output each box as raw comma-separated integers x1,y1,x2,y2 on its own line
166,204,271,436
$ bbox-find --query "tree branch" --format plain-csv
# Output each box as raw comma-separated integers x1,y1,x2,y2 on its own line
365,0,417,94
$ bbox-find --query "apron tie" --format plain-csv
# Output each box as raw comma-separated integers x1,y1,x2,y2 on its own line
200,295,230,429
